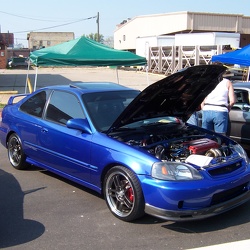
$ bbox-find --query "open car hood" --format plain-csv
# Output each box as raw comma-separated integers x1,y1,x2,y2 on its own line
108,65,226,133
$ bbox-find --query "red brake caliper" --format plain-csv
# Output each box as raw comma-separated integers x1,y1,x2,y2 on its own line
127,187,134,202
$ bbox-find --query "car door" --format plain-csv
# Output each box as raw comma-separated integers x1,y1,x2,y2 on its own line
229,88,250,145
38,90,92,182
18,90,50,157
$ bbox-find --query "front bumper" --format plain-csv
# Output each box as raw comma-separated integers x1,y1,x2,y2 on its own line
145,188,250,221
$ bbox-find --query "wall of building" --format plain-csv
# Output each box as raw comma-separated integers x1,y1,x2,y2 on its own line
0,33,14,48
241,18,250,46
27,32,75,50
136,32,240,62
0,43,7,69
114,11,250,51
174,32,240,47
7,48,31,59
136,36,175,59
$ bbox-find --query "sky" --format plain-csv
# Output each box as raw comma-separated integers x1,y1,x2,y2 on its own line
1,0,250,47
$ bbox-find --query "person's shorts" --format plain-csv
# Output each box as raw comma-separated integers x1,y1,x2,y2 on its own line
202,110,228,134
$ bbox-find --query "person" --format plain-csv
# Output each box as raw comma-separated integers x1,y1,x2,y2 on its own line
187,109,202,126
201,77,235,135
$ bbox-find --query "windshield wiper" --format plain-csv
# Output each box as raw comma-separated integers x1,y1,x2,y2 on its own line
113,127,136,131
106,126,136,134
141,121,171,127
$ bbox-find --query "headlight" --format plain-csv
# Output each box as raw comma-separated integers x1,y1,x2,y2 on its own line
152,162,203,181
233,144,249,165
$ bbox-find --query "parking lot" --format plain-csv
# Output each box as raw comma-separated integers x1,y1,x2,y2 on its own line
0,66,164,94
1,67,250,250
1,140,250,250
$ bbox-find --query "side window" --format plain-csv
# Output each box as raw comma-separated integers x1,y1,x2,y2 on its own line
45,91,85,125
233,89,249,111
20,91,47,118
234,90,249,104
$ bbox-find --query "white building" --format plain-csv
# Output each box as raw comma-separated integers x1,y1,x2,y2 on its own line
136,32,240,59
114,11,250,52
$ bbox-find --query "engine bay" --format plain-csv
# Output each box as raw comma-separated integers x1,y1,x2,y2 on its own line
111,124,233,163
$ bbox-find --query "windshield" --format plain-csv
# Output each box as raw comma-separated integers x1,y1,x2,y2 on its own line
82,90,139,131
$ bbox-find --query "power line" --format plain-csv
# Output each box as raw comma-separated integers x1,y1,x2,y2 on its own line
0,10,97,34
0,10,80,22
13,16,97,34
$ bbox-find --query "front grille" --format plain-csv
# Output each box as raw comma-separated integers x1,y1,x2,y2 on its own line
211,183,248,205
208,161,242,176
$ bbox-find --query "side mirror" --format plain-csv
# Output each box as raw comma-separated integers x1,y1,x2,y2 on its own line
243,104,250,112
66,118,92,134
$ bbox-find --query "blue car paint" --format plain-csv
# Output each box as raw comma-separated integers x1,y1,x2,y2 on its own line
1,98,156,192
2,95,250,220
139,166,250,209
1,66,250,221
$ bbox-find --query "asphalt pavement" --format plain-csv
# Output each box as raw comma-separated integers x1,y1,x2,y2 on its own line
0,66,165,117
0,66,165,101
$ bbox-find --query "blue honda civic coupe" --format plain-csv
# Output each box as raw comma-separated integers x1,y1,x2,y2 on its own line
1,65,250,222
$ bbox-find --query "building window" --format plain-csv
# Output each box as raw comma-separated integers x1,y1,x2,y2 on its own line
123,35,126,41
47,41,51,46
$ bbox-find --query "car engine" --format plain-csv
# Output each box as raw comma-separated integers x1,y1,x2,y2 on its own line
112,124,232,163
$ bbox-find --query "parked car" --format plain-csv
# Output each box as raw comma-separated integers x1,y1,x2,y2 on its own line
8,57,29,68
228,82,250,149
1,65,250,222
187,81,250,150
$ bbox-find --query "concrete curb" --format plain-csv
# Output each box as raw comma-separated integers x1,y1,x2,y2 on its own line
0,91,18,94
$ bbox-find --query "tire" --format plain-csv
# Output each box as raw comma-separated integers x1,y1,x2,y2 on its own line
8,133,27,170
104,166,145,222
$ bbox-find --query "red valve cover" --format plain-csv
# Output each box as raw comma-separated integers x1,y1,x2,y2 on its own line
186,139,219,154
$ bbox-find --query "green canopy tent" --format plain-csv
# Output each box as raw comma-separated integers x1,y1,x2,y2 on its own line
28,36,147,91
30,36,147,67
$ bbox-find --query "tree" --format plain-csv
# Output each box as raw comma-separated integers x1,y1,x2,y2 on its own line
103,36,114,48
85,33,104,43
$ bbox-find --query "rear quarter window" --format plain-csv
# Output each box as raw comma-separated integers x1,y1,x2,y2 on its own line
20,91,48,118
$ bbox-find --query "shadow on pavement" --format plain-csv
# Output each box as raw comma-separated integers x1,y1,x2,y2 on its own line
0,169,45,248
0,73,71,93
160,199,250,233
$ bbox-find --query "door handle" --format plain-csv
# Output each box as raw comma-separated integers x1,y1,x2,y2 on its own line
41,128,48,133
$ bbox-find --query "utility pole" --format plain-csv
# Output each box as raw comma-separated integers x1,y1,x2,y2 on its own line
96,12,100,42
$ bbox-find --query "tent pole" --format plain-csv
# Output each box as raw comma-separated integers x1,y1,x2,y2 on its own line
25,61,31,94
34,67,38,91
116,67,120,84
146,65,149,86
